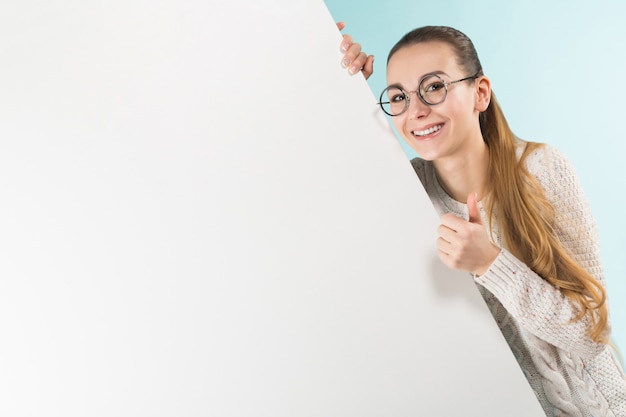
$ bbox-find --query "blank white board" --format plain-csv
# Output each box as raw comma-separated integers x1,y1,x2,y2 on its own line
0,1,544,416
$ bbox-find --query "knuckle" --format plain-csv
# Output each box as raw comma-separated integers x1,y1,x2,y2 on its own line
348,43,361,55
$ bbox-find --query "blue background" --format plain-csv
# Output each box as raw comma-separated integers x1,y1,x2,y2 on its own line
325,0,625,357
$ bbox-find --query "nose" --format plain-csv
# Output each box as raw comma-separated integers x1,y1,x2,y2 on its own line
406,90,429,120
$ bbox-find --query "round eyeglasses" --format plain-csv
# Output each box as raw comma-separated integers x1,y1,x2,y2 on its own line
377,73,480,116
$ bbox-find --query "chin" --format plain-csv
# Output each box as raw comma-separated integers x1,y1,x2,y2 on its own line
405,143,438,162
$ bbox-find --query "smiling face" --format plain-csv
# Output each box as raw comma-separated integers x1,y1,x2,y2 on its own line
386,41,489,163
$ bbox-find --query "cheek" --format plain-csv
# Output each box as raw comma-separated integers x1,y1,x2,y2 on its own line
445,99,472,122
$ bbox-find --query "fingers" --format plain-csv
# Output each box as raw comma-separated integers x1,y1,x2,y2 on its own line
437,223,457,245
343,47,367,74
436,212,500,274
440,213,464,231
340,33,354,53
437,217,471,266
339,33,374,79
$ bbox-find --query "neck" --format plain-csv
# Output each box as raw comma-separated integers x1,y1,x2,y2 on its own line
432,139,490,203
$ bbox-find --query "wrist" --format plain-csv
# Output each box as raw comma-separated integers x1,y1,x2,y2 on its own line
474,245,501,277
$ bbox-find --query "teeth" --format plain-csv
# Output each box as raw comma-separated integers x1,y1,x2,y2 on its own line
413,124,442,136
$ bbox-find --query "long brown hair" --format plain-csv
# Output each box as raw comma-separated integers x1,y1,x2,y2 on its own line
389,26,608,342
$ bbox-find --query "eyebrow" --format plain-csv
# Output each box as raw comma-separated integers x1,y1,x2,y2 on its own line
387,70,450,89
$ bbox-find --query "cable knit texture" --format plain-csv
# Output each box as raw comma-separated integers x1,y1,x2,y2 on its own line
411,143,626,416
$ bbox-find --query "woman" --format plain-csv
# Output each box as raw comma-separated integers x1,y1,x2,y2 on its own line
338,23,626,416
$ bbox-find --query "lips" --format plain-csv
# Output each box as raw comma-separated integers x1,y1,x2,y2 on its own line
412,124,443,137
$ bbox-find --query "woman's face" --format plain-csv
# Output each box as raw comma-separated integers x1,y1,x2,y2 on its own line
386,41,487,163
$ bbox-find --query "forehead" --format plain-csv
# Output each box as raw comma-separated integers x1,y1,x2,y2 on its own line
386,41,460,85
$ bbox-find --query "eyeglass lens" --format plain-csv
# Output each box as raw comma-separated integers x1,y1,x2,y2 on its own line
379,74,448,116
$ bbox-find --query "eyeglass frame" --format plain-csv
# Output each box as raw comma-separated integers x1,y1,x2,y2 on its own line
377,72,481,117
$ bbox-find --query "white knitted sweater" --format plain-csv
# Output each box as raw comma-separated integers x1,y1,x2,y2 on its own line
411,143,626,416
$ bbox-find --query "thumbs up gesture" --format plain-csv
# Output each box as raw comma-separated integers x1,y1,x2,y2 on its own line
436,193,501,276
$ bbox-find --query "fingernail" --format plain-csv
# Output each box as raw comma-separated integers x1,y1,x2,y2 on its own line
341,42,349,52
349,65,359,74
341,58,350,68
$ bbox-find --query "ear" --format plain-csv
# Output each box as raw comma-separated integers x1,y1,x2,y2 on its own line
474,76,491,112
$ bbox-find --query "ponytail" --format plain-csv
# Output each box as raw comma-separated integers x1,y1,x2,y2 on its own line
481,93,608,342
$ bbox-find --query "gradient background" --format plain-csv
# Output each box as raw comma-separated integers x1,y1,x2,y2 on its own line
325,0,625,356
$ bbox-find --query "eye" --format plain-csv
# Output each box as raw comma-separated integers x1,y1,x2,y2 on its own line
390,92,407,103
423,81,445,93
380,86,408,115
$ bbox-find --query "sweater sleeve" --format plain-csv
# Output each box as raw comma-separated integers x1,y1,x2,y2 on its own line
474,144,608,357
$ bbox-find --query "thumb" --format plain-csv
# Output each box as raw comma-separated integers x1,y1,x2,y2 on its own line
467,192,482,224
362,55,374,80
